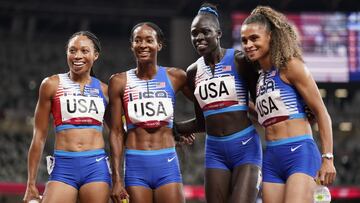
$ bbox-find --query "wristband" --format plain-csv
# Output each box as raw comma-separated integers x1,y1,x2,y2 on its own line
321,153,334,160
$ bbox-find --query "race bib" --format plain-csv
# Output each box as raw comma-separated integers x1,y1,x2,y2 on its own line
256,90,289,127
194,76,238,110
127,97,173,124
60,95,105,123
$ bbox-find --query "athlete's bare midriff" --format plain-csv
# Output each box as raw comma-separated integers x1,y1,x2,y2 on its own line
205,110,252,136
55,128,105,151
125,127,176,150
265,118,312,141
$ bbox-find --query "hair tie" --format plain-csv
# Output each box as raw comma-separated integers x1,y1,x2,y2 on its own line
198,7,218,17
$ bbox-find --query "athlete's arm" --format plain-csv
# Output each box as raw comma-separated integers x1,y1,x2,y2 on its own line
234,50,259,102
235,50,260,123
283,58,336,185
247,101,258,122
166,67,197,144
108,73,129,203
23,76,57,203
173,63,205,135
166,67,194,101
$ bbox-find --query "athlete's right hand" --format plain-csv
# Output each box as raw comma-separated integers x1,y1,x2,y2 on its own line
111,181,129,203
23,184,41,203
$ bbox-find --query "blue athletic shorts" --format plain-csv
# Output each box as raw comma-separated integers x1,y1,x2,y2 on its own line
263,135,321,183
48,149,112,190
125,147,182,189
205,125,262,170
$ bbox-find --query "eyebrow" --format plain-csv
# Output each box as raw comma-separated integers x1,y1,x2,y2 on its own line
134,35,155,39
243,33,260,38
68,45,91,49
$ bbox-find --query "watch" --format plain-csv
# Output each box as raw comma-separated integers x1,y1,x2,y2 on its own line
321,153,334,159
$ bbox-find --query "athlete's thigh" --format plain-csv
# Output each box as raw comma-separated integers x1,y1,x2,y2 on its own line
41,181,78,203
79,182,110,203
154,182,185,203
262,182,285,203
284,173,316,203
126,186,153,203
230,164,261,203
205,168,231,203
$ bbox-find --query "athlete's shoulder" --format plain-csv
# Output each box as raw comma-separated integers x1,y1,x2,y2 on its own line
285,57,305,70
282,58,307,77
186,62,198,73
109,72,127,93
233,49,258,73
234,49,251,65
281,57,309,84
109,72,126,82
39,74,59,98
166,67,186,79
41,74,59,89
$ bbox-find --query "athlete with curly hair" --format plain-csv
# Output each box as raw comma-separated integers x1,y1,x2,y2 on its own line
241,6,336,203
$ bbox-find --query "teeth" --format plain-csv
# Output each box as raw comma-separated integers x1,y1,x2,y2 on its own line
73,62,84,65
139,52,150,56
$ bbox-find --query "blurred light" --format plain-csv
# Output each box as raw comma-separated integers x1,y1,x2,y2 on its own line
26,116,34,126
319,89,327,98
339,122,352,132
28,80,37,90
341,155,349,164
335,89,348,98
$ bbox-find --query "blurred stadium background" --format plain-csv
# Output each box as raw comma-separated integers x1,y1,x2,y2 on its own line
0,0,360,202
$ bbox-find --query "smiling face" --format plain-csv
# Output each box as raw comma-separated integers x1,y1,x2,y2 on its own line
190,15,221,56
66,35,99,76
131,24,162,64
241,23,271,63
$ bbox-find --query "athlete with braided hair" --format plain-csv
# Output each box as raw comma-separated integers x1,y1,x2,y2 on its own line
241,6,336,203
176,3,262,203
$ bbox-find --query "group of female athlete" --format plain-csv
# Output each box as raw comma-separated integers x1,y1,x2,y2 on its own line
23,3,336,203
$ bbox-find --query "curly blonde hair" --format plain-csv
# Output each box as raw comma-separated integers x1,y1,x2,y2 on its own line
243,6,303,69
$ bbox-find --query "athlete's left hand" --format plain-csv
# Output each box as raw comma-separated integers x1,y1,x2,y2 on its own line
111,181,129,203
177,133,195,146
316,159,336,185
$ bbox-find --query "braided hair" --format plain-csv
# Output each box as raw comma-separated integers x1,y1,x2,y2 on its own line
196,2,220,30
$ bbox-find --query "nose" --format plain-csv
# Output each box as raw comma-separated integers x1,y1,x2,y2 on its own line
139,41,145,47
138,40,148,48
74,51,83,59
195,33,205,41
242,40,253,50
